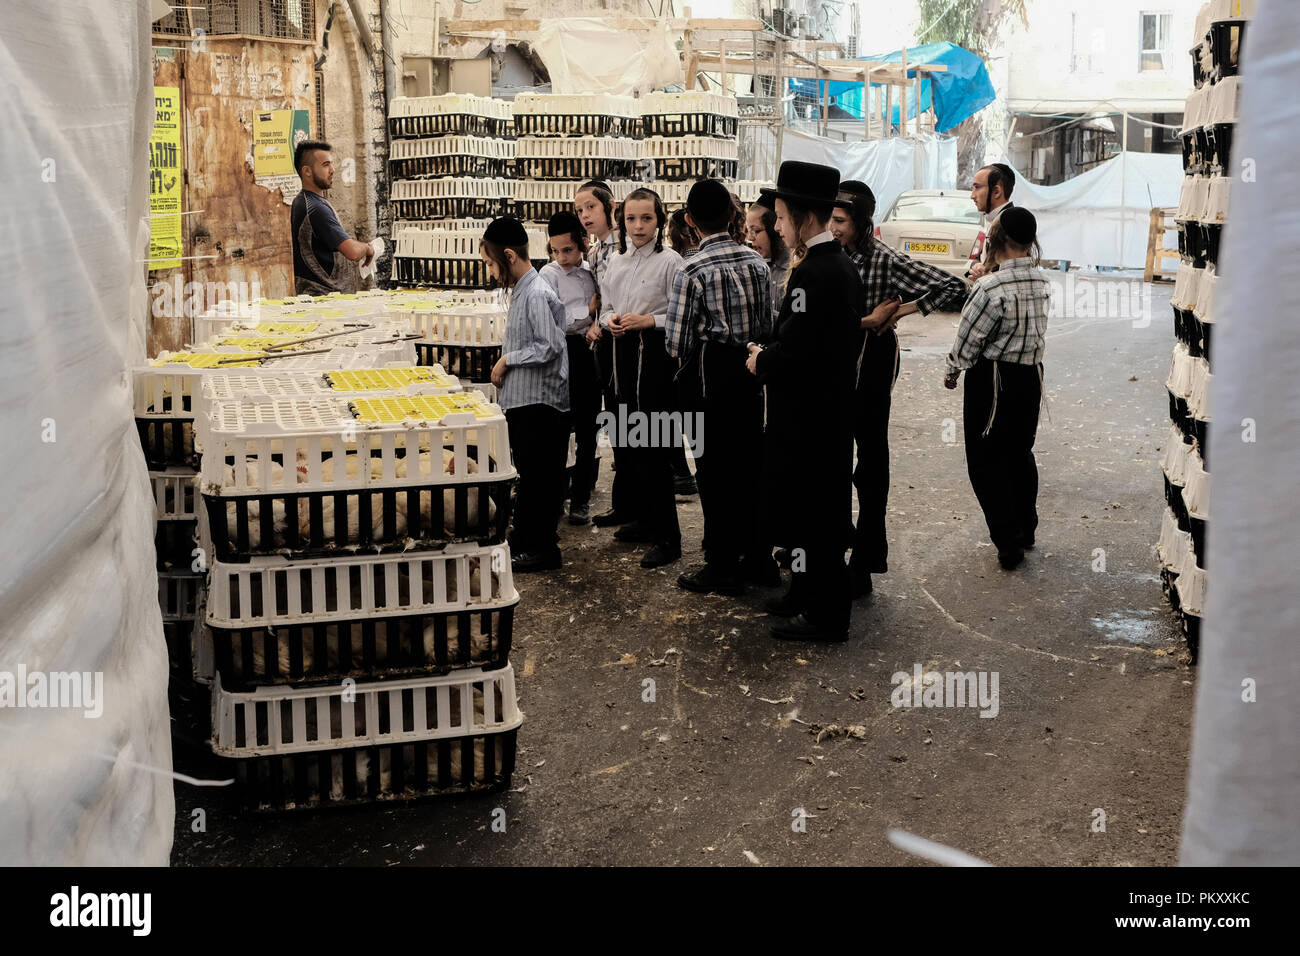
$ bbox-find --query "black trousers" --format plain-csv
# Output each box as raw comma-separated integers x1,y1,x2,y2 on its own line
594,333,632,515
789,539,852,633
962,359,1042,554
506,403,570,556
566,334,601,509
852,329,898,573
683,341,763,574
612,330,681,549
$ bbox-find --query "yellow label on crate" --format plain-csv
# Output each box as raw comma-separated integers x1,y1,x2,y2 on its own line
326,367,454,391
351,393,492,423
251,321,320,334
152,350,261,369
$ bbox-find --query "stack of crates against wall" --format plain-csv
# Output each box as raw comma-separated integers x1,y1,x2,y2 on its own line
387,94,518,288
194,385,522,809
391,223,549,288
640,92,741,180
1160,0,1251,659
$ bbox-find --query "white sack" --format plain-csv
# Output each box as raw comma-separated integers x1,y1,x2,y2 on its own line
1180,0,1300,866
0,0,174,864
994,151,1184,269
780,130,958,218
534,18,683,96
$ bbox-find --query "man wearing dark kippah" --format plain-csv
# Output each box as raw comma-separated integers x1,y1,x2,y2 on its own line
666,179,774,595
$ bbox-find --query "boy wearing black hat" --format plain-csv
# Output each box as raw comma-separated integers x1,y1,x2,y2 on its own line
944,207,1049,571
667,178,774,595
539,211,600,524
481,216,570,573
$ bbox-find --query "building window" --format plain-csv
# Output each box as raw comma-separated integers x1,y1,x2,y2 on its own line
314,71,325,139
154,1,315,41
1140,12,1173,72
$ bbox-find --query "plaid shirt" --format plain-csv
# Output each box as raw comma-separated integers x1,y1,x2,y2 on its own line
850,237,969,315
665,234,772,358
946,257,1051,372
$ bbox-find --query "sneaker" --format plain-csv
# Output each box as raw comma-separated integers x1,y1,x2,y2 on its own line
567,503,590,525
676,563,744,596
513,549,562,573
592,508,633,528
613,521,654,543
769,614,848,643
673,474,698,496
640,543,681,569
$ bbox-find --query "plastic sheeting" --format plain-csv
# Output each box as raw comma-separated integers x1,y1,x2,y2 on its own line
779,130,958,219
789,42,997,133
0,1,174,864
995,152,1184,268
1181,0,1300,867
534,18,684,96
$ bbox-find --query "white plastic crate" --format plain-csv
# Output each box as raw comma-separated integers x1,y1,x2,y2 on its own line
389,136,514,161
515,136,640,161
210,664,521,758
641,92,740,138
1187,356,1213,423
1207,76,1242,127
198,390,512,496
1175,176,1210,223
1182,86,1212,135
1193,268,1218,325
152,467,199,520
206,541,517,629
1166,344,1195,402
1184,453,1210,520
641,136,739,162
1160,435,1191,489
514,92,641,119
389,93,513,121
1202,176,1231,224
1170,262,1203,311
642,91,739,118
405,305,507,346
1156,507,1192,571
1174,546,1207,618
393,225,549,261
200,365,463,405
159,570,204,622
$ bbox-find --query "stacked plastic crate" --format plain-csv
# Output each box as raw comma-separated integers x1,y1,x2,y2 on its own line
190,366,522,810
387,94,518,286
640,92,740,182
1160,0,1252,658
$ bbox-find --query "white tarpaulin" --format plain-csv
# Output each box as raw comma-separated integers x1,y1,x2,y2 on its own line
534,18,684,96
1180,0,1300,867
780,130,959,217
0,1,174,864
995,151,1184,268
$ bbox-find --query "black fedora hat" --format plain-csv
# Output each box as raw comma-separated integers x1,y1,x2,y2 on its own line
762,160,840,210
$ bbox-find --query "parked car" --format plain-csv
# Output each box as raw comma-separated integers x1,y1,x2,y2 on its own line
876,189,983,278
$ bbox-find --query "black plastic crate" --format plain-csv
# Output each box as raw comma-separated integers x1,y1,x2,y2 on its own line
515,113,642,138
201,477,514,561
391,196,508,220
650,157,738,182
515,156,637,181
1190,516,1208,570
513,199,577,223
156,518,198,571
1208,18,1247,81
1163,476,1190,530
204,603,516,690
415,342,503,381
393,256,489,287
137,416,197,469
223,730,518,811
388,113,512,139
389,155,510,179
643,113,738,138
1206,122,1234,176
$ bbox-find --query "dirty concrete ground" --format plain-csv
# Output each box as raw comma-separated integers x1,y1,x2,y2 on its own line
173,274,1192,866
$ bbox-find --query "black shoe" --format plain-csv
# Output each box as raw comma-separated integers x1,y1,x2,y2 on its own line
640,543,681,569
513,549,562,573
568,503,590,525
763,590,803,617
769,614,848,643
1018,532,1036,550
997,548,1025,570
593,508,633,527
673,474,698,496
741,556,781,587
773,547,794,570
850,565,873,599
676,563,744,596
614,521,653,543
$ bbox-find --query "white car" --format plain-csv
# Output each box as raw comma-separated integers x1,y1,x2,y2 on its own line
876,189,983,278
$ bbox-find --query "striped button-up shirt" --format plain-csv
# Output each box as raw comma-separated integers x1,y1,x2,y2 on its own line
597,240,683,331
849,237,969,315
538,260,597,335
500,269,570,412
946,257,1051,372
665,233,772,358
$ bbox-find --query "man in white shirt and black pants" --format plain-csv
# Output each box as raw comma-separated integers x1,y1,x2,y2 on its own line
967,163,1016,281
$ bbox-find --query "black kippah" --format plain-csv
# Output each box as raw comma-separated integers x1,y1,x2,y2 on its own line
999,206,1037,246
484,215,529,247
579,179,612,195
687,178,732,222
548,210,583,238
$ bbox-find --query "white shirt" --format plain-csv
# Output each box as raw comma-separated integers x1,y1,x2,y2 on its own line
538,260,597,335
805,230,836,249
598,239,683,331
983,200,1011,230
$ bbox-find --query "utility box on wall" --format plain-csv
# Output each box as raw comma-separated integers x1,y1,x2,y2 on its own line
402,57,492,97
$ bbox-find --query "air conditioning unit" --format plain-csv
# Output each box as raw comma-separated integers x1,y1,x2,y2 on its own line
847,35,859,57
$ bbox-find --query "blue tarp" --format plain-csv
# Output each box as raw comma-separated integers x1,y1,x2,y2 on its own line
788,41,996,133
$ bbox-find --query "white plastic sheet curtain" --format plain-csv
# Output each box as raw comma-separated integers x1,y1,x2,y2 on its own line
0,1,174,864
779,130,958,219
534,18,684,96
1180,0,1300,866
995,151,1184,269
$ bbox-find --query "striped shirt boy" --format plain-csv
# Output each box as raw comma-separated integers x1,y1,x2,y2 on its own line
500,268,570,412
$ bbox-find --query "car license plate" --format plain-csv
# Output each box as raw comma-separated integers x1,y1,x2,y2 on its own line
904,240,951,255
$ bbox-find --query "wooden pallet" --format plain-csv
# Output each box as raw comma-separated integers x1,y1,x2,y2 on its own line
1145,206,1179,283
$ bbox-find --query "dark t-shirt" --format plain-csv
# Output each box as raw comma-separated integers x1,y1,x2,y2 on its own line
290,190,349,289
